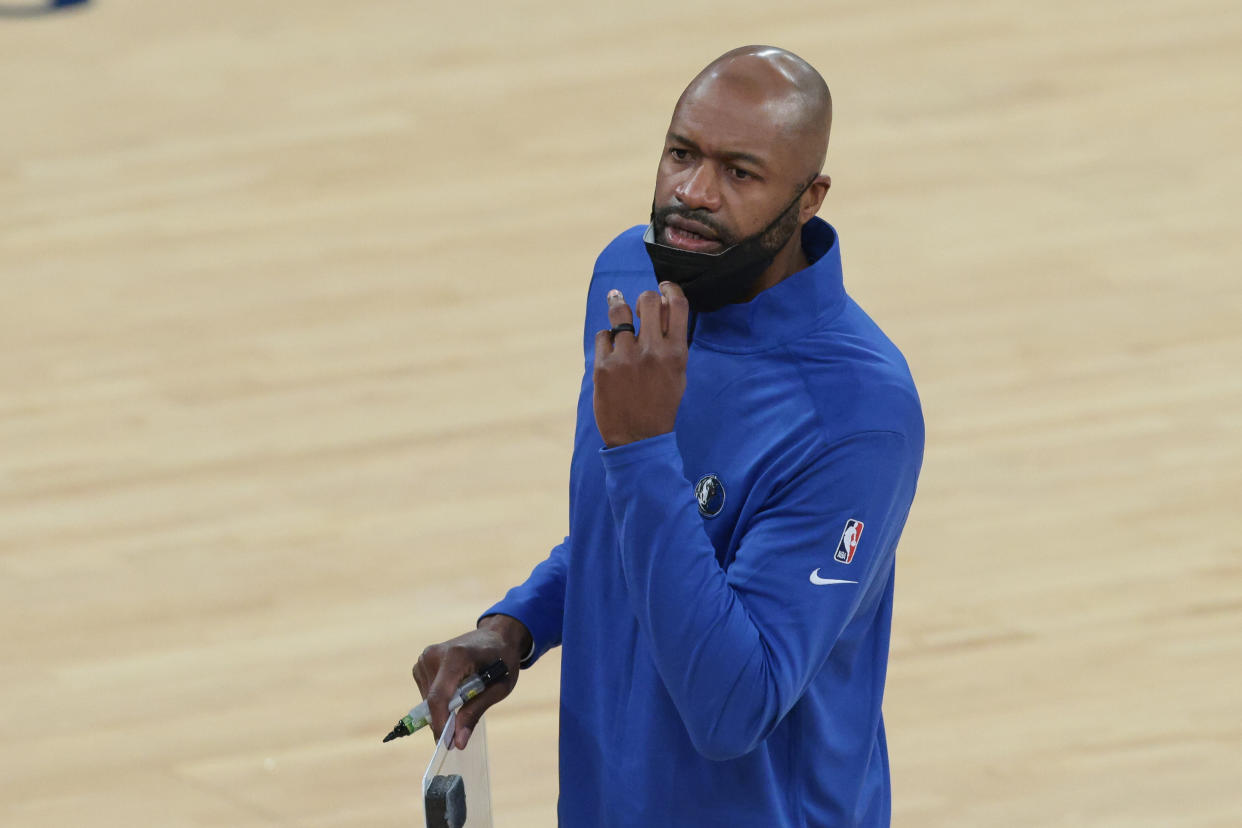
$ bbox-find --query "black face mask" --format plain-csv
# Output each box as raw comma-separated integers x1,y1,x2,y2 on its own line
644,184,809,313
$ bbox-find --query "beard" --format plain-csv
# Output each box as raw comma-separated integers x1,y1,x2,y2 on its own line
644,187,806,312
651,194,801,253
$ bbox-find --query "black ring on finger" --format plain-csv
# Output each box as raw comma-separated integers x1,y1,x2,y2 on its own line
609,322,636,342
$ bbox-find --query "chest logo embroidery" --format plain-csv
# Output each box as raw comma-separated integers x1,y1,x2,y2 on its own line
694,473,726,518
834,519,865,564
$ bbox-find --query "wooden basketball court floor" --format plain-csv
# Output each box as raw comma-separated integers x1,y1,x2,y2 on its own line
2,1,1239,825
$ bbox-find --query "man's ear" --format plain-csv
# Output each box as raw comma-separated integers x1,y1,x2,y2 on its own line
801,174,831,221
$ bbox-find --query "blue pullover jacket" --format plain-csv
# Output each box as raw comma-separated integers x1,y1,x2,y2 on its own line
485,218,924,827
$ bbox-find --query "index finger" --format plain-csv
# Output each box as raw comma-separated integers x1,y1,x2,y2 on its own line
424,651,476,742
606,289,636,338
659,281,689,347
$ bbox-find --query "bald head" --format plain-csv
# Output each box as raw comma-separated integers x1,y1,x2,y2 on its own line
679,45,832,176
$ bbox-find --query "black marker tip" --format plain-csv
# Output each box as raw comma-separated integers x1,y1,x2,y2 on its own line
382,721,408,743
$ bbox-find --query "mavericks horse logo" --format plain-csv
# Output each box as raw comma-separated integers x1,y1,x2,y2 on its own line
694,474,726,518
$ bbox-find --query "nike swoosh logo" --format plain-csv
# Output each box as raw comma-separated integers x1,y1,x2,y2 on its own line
809,569,858,586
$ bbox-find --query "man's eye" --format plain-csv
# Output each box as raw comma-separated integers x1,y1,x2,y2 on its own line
729,167,752,180
669,148,689,161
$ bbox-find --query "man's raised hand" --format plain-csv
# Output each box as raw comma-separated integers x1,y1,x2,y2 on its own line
592,281,689,448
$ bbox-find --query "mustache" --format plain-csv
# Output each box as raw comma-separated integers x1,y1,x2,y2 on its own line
650,205,735,246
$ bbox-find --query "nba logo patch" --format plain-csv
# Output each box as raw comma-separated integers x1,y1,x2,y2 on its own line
834,519,864,564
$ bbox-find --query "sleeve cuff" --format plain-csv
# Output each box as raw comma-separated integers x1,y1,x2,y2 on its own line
599,431,681,470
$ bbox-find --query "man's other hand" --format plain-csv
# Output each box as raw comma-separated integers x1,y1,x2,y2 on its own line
412,614,530,749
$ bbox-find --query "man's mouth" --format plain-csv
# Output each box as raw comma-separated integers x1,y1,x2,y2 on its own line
662,216,725,253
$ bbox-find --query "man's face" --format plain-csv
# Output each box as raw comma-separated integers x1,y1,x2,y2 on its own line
652,77,809,254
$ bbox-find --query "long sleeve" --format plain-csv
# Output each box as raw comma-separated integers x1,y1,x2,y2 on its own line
600,427,919,760
482,244,657,668
482,537,568,666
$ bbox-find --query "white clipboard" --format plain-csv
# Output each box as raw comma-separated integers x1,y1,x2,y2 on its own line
421,709,493,828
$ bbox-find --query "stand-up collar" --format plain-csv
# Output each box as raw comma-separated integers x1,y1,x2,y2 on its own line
691,217,846,353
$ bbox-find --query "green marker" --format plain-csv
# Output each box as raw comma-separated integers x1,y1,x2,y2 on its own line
382,659,509,743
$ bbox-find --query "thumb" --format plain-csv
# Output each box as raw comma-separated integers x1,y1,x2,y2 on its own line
451,681,510,749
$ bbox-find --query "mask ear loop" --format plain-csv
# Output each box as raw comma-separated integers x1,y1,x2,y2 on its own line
752,174,821,245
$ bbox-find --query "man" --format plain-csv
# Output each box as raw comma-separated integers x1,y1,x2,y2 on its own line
412,45,924,827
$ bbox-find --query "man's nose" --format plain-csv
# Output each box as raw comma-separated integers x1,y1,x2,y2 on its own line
673,163,722,212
